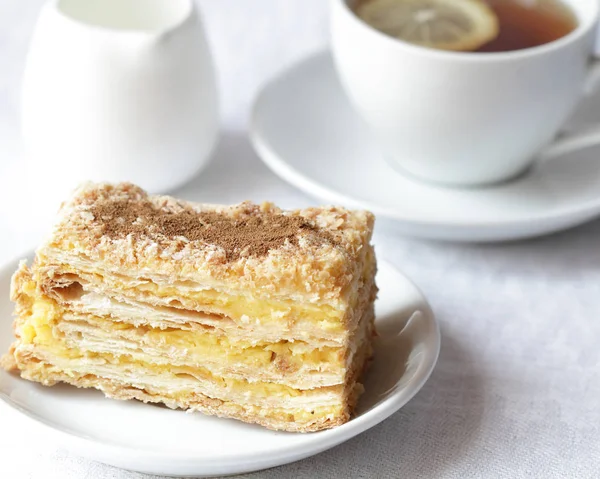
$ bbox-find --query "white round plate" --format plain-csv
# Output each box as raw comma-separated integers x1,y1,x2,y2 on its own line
250,51,600,242
0,256,440,477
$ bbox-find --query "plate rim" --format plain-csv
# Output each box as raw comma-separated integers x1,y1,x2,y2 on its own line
249,50,600,233
0,254,440,475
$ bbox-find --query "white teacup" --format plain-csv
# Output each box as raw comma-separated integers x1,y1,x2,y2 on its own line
22,0,219,193
331,0,600,186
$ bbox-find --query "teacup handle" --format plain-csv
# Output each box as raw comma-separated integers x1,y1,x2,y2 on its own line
583,58,600,95
547,58,600,157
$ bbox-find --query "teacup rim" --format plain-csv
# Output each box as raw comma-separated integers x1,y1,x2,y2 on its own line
334,0,600,62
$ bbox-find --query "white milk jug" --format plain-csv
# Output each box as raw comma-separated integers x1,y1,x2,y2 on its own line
21,0,219,192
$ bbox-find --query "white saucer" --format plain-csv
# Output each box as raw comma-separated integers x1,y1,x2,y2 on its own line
0,256,440,477
250,51,600,242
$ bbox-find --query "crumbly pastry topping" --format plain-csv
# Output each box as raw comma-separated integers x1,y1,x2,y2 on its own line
38,183,375,301
90,198,337,261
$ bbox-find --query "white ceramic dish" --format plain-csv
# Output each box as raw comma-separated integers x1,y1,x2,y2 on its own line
250,51,600,242
22,0,219,194
0,256,440,477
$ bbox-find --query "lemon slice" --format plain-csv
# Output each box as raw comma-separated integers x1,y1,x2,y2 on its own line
356,0,499,51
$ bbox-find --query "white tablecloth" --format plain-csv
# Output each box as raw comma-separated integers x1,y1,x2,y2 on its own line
1,1,599,478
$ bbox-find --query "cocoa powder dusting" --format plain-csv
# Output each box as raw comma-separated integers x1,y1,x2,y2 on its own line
90,199,334,261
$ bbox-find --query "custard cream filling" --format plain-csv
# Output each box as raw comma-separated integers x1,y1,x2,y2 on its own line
16,356,346,423
72,291,348,346
15,299,347,408
16,289,361,392
46,269,347,332
39,246,376,332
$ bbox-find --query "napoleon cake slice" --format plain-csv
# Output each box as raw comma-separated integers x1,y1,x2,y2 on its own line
2,182,377,432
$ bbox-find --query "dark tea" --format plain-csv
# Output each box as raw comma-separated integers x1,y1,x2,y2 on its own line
354,0,578,53
478,0,578,52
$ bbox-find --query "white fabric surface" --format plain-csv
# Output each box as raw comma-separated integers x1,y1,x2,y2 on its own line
1,1,599,478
